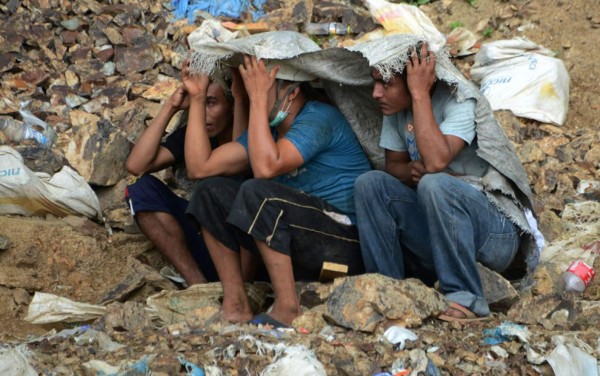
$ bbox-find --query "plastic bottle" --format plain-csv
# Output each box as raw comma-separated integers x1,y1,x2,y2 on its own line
561,260,595,293
0,102,56,147
304,22,352,36
0,117,50,146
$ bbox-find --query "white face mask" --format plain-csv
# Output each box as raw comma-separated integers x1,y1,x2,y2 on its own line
268,98,293,128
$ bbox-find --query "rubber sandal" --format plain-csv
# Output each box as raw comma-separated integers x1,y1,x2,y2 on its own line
438,302,489,323
248,313,290,329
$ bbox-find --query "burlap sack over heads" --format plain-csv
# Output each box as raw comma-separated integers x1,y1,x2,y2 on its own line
188,31,540,277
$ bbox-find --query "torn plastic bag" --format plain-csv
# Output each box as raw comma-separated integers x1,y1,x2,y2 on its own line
0,146,102,220
363,0,446,52
0,346,37,376
24,292,106,324
471,38,570,125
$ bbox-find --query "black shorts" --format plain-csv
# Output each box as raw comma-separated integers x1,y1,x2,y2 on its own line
186,177,364,281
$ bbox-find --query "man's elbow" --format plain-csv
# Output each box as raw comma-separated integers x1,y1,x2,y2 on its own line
187,167,214,180
125,159,142,176
187,169,204,180
423,159,449,173
252,166,278,179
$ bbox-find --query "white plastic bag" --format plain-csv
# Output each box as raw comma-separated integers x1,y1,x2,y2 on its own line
24,292,106,324
470,38,570,125
0,146,102,219
362,0,446,52
0,346,37,376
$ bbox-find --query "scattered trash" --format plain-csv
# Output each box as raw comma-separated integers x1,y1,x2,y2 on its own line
561,260,596,293
446,27,480,57
0,146,102,219
0,102,57,148
546,336,598,376
74,329,126,352
82,359,120,375
305,22,353,36
363,0,446,52
483,322,531,345
489,345,509,358
382,326,418,350
410,349,441,376
160,265,188,287
24,292,106,324
471,37,570,126
178,356,205,376
221,21,268,34
261,345,327,376
318,325,336,342
146,283,266,326
0,345,37,376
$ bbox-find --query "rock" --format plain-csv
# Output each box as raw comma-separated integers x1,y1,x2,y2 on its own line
98,256,176,305
584,144,600,168
518,141,545,163
15,246,39,268
325,274,447,332
61,113,129,186
15,145,69,175
62,216,98,237
115,46,163,75
532,262,564,296
507,293,576,326
537,135,569,157
0,235,12,250
141,76,179,101
12,288,30,307
477,263,519,309
297,281,334,308
103,301,153,334
292,304,327,333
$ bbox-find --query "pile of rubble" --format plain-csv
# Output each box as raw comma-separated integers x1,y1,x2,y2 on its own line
0,0,599,374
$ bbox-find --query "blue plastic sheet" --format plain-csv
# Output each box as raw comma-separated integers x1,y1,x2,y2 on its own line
171,0,266,22
178,356,205,376
483,322,530,345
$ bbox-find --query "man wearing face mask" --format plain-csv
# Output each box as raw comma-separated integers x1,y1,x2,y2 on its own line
184,55,372,328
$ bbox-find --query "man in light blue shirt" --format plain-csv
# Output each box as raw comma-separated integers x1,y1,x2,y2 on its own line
355,41,522,321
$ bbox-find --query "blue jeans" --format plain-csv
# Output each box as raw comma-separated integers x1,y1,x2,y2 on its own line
354,171,520,316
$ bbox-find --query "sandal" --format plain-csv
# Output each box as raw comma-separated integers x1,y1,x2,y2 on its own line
438,302,489,323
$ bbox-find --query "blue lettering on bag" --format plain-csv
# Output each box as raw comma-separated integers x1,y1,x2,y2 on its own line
0,168,21,177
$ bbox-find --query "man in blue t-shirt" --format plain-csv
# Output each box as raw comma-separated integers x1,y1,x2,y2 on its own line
183,55,372,328
354,41,524,322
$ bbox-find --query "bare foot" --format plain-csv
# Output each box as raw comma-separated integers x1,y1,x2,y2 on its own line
268,303,302,327
221,294,253,323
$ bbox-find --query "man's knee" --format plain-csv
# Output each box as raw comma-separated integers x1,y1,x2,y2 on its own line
417,173,452,201
127,174,164,201
354,170,388,197
195,176,232,193
237,178,275,200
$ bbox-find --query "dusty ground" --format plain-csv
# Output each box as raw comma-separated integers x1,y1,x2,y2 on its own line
0,0,599,374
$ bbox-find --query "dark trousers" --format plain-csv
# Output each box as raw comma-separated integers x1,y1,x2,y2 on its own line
126,175,218,281
187,177,364,281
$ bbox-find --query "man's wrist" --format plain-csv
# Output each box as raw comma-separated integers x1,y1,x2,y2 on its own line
189,93,207,102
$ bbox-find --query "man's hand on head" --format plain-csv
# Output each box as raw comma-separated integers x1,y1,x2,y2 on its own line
182,59,211,99
239,55,277,104
406,41,437,100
